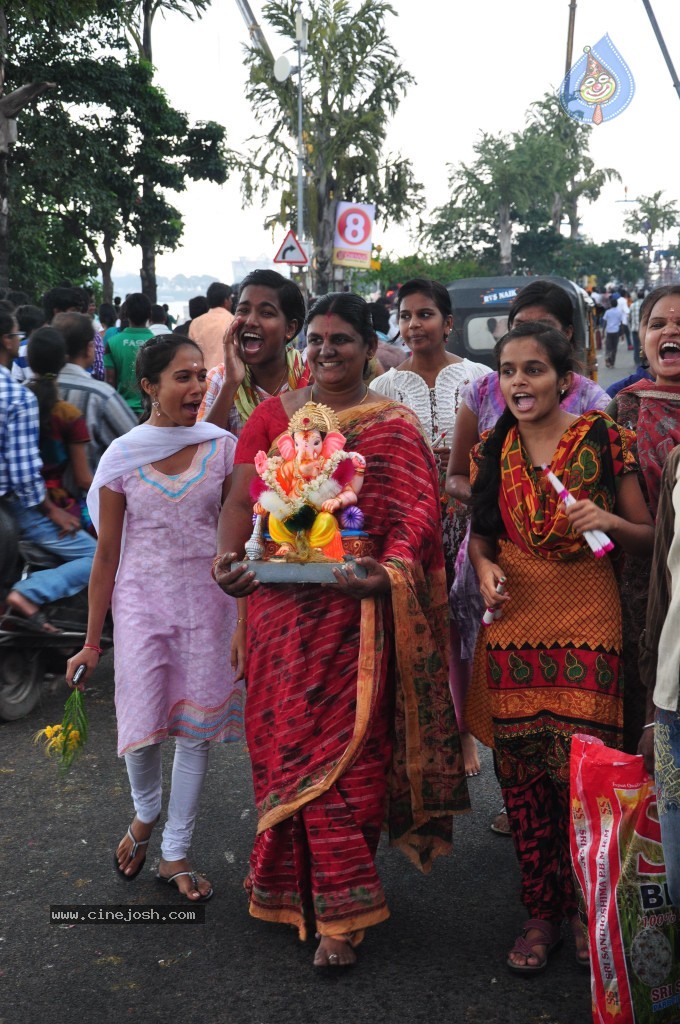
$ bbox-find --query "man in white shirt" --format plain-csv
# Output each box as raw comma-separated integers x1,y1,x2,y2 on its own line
148,304,171,336
603,304,624,368
617,290,632,351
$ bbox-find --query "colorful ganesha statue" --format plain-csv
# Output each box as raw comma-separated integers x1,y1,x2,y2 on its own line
250,402,366,561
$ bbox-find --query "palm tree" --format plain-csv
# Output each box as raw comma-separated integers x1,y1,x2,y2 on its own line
624,190,680,257
242,0,422,294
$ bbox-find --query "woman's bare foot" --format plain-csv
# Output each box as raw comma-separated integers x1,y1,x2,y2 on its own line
157,857,213,901
115,816,157,877
313,935,357,968
461,731,481,777
570,914,589,967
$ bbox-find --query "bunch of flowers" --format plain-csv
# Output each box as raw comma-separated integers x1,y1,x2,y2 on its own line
34,688,88,771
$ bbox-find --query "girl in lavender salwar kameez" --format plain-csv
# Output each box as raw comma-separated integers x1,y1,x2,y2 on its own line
68,335,243,902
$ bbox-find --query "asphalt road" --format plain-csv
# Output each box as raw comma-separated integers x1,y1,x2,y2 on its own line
2,344,635,1024
2,650,594,1024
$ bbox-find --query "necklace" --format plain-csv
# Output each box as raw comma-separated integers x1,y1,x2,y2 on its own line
311,385,369,406
270,369,289,396
256,367,289,398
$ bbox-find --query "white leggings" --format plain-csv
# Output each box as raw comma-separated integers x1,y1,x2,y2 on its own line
124,737,209,862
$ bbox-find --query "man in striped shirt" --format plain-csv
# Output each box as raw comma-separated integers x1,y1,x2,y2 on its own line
53,312,137,474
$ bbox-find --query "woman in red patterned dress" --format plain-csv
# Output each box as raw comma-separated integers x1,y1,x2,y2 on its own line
467,323,653,975
213,292,469,969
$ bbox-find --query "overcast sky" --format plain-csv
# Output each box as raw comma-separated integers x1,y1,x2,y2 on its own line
112,0,680,281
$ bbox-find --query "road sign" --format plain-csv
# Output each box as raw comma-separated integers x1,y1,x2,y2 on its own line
333,202,375,269
274,229,308,265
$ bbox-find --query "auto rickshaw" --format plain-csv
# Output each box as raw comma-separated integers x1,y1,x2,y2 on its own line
445,275,598,381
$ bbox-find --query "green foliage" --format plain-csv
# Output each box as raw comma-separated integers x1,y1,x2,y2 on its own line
526,93,620,236
514,231,646,287
120,0,211,61
423,128,565,273
624,191,680,250
360,252,485,292
8,191,96,295
242,0,423,292
423,93,623,273
4,4,233,298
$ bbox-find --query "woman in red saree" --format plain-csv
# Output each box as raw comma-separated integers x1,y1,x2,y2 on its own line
607,285,680,755
467,323,653,975
214,292,469,969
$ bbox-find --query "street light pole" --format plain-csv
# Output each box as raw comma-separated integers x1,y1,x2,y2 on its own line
294,4,308,243
564,0,577,77
641,0,680,102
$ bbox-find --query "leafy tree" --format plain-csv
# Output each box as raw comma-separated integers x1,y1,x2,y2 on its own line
121,0,228,301
121,0,210,62
624,190,680,264
5,3,232,301
526,94,620,239
423,95,624,276
424,129,562,275
241,0,423,294
514,231,646,287
0,6,111,290
360,252,485,294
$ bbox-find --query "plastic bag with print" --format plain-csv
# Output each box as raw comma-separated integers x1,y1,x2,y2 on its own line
570,733,680,1024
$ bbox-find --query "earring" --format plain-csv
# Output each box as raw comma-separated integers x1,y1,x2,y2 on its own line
559,388,566,397
152,399,161,417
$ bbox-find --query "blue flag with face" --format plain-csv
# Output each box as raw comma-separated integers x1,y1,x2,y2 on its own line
560,34,635,125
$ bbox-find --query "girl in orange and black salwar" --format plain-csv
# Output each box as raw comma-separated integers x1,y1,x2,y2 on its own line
230,396,469,954
467,323,653,976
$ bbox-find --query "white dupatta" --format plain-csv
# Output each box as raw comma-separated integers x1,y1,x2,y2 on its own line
87,422,230,535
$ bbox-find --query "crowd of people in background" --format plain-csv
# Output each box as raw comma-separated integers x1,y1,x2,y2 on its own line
1,270,679,980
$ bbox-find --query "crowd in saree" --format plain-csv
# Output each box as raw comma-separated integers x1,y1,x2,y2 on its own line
7,268,669,975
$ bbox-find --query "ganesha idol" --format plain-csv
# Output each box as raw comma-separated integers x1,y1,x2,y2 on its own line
242,402,372,579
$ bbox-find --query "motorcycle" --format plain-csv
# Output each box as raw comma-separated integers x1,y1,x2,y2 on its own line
0,501,110,721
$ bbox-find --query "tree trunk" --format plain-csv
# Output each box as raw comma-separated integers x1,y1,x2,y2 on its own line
142,0,153,62
315,193,335,295
498,202,512,275
567,199,580,239
139,175,157,301
101,234,114,303
314,150,335,295
140,232,157,302
551,191,563,232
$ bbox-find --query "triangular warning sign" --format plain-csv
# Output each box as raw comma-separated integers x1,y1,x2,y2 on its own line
274,229,308,265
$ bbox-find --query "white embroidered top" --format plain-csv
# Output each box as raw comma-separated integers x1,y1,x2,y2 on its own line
371,360,492,447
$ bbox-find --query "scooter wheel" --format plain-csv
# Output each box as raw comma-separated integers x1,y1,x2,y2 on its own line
0,650,42,721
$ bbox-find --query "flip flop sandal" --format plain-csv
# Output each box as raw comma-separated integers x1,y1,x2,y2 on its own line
114,823,151,880
156,870,214,902
1,608,62,635
490,808,512,836
507,918,563,975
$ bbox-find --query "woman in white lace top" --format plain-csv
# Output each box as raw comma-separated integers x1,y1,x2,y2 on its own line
371,279,491,776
